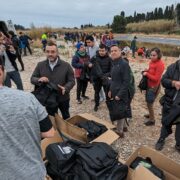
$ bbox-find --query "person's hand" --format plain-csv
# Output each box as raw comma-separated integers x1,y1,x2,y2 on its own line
9,45,15,53
88,63,93,68
38,77,49,83
108,77,111,80
115,96,120,100
143,72,147,76
58,85,66,95
108,91,112,98
172,81,180,90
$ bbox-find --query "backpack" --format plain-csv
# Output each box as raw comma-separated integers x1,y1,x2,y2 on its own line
46,141,77,180
76,120,108,141
76,142,128,180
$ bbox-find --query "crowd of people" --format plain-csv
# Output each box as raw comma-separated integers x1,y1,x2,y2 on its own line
0,30,180,179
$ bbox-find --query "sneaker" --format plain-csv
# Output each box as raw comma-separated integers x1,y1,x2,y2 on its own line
175,144,180,152
94,105,98,112
82,95,89,100
144,120,155,126
77,100,82,104
155,138,165,151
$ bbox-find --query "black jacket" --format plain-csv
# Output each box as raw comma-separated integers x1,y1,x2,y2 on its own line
161,60,180,109
90,52,112,80
1,50,18,71
110,58,130,101
31,57,75,102
161,60,180,125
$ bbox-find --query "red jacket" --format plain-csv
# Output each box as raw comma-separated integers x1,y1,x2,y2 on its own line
146,59,165,88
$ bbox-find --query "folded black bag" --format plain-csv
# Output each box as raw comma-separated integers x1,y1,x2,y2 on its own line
106,99,127,121
138,75,148,92
76,120,108,141
130,156,165,180
76,142,128,180
32,82,59,115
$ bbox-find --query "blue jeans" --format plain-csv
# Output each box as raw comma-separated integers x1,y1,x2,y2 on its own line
4,71,23,90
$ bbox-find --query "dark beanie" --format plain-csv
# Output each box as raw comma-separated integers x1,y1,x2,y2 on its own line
76,42,83,50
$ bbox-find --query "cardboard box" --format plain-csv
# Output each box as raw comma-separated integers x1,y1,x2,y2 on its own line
125,146,180,180
55,113,119,145
132,165,160,180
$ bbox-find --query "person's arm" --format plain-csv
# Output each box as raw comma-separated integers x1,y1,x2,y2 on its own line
146,62,164,82
117,62,131,98
31,94,55,138
39,116,55,138
31,63,42,85
63,64,75,93
161,63,176,89
71,56,84,69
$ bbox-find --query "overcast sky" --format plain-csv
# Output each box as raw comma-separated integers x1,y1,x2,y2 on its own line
0,0,176,28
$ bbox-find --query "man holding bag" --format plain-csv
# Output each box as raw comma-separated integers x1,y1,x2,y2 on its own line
107,45,131,138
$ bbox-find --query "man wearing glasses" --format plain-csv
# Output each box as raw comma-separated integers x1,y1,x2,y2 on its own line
31,41,75,119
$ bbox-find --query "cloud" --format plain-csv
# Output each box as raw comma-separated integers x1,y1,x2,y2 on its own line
0,0,174,27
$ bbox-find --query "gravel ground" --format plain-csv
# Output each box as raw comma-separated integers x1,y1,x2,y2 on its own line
16,41,180,164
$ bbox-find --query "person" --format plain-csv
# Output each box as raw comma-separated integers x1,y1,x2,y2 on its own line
143,48,164,126
89,44,112,111
41,32,48,52
8,31,24,71
0,60,55,179
85,35,106,102
85,35,99,59
155,59,180,151
72,42,90,104
121,51,135,121
31,41,75,120
0,35,23,90
130,36,137,58
19,32,33,56
108,45,131,137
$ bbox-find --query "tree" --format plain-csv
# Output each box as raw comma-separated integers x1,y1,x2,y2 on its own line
157,8,164,19
120,11,125,17
176,3,180,26
154,8,158,19
111,15,127,33
81,25,84,29
169,4,174,19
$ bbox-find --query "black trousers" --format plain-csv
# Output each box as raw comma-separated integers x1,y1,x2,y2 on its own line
76,78,88,100
93,80,108,107
159,124,180,146
48,99,70,120
16,49,24,70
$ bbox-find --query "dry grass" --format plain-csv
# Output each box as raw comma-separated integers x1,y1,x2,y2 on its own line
126,20,175,34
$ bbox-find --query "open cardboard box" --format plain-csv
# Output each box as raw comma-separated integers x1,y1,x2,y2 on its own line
125,146,180,180
41,113,119,159
55,113,119,145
